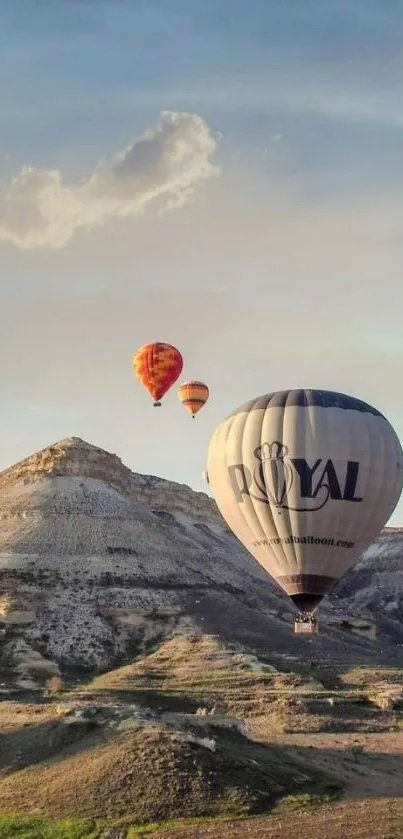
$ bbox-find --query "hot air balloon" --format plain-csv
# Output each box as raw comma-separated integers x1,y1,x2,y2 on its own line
178,381,209,418
133,343,183,407
207,389,403,634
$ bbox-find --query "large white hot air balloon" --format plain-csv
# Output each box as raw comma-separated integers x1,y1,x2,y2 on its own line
207,389,403,633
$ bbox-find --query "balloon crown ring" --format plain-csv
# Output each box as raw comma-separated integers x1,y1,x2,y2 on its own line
254,441,289,461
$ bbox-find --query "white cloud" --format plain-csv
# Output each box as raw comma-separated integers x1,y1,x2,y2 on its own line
0,110,220,250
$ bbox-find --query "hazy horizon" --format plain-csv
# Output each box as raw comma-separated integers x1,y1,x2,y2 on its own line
1,0,402,526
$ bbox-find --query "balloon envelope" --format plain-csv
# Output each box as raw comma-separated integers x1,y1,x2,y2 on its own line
133,343,183,405
207,389,403,612
178,381,209,418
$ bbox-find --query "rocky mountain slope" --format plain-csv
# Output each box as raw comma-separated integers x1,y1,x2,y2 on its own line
0,437,402,688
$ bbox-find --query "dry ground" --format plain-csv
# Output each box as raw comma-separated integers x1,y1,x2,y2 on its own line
148,798,403,839
1,634,403,837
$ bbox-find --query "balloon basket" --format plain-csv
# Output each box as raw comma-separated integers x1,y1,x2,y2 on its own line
294,613,318,634
153,401,162,407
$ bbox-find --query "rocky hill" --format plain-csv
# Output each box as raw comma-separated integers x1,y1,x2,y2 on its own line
0,437,403,689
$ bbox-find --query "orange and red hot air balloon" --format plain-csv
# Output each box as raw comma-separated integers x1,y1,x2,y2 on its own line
178,380,209,418
133,342,183,406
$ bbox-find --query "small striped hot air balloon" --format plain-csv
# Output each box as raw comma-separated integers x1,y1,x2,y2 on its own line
178,381,209,418
133,342,183,407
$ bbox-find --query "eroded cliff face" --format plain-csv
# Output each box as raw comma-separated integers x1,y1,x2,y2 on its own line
0,437,220,524
0,437,402,690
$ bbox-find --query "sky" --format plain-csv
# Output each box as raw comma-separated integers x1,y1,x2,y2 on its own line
0,0,403,525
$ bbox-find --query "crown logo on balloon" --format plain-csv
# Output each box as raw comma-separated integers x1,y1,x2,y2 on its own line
254,441,289,462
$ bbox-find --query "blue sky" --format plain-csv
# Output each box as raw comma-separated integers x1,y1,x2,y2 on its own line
0,0,402,526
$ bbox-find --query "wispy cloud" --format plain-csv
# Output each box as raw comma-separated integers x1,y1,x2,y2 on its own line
0,110,220,250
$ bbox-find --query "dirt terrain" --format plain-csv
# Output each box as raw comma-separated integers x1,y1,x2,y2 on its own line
1,634,403,837
150,798,403,839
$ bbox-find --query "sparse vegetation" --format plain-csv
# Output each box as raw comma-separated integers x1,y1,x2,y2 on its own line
126,815,243,838
0,815,99,838
45,676,64,696
347,742,364,761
